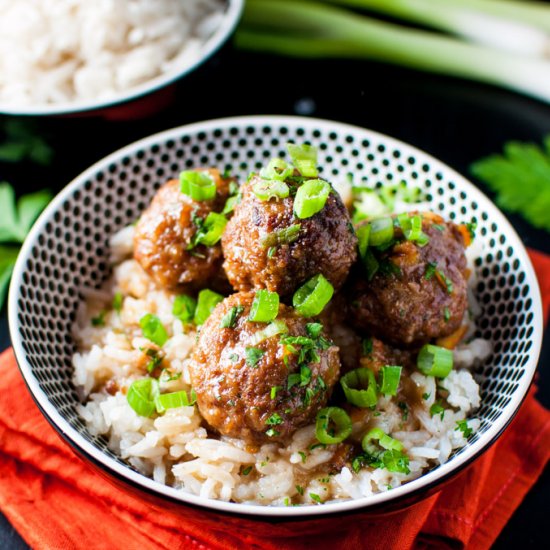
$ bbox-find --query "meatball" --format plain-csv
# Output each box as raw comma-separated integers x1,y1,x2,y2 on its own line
359,336,415,375
349,213,467,346
222,175,357,297
190,291,341,444
134,169,232,289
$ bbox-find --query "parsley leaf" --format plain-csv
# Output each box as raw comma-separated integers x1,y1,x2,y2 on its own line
455,419,473,438
471,136,550,232
0,183,52,310
245,347,264,367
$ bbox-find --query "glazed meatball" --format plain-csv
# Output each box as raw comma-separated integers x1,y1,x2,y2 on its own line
190,291,341,444
134,169,232,289
222,175,357,297
349,213,468,346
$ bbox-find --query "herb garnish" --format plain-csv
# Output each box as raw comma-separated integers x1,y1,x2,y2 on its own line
220,305,244,328
245,347,264,367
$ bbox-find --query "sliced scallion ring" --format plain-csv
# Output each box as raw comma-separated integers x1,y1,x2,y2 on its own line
356,223,370,259
368,217,394,246
287,143,318,177
340,367,378,408
259,158,294,181
139,313,168,347
127,378,159,417
293,178,331,219
154,390,193,413
417,344,453,378
180,170,216,201
362,427,404,455
252,178,290,201
249,319,288,345
194,289,224,326
379,365,402,396
315,406,352,444
248,289,280,322
292,274,334,317
193,212,228,247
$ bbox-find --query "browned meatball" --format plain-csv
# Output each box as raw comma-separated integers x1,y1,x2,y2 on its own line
359,336,415,375
222,175,357,297
349,213,467,346
190,291,341,444
134,169,231,289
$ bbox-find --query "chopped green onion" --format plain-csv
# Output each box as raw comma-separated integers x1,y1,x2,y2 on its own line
220,305,244,329
417,344,453,378
362,428,404,455
379,366,402,396
424,262,437,280
172,294,197,324
191,212,227,247
241,465,253,476
363,248,379,280
222,193,240,215
287,143,318,177
180,170,216,201
356,223,370,258
315,406,352,444
112,292,123,314
443,307,451,322
194,289,224,325
340,368,378,408
249,319,288,345
248,289,280,322
262,223,301,248
127,378,159,417
293,178,331,219
270,385,282,399
155,390,194,413
245,347,265,367
252,178,290,201
382,449,411,474
306,322,323,338
292,274,334,317
399,213,429,246
368,217,394,246
139,314,168,347
260,158,294,181
266,428,280,437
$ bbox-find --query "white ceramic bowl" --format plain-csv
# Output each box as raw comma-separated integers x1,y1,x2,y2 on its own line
9,116,543,519
0,0,243,116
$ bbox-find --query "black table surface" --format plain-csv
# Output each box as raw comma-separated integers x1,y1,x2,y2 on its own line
0,47,548,548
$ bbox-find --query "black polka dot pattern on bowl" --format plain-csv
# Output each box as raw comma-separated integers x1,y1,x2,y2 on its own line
12,117,541,472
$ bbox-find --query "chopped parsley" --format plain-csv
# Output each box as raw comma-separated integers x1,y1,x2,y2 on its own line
430,402,445,418
362,337,373,356
306,322,323,338
245,347,264,367
422,392,431,400
241,465,253,476
465,221,477,241
309,493,322,504
444,307,451,322
91,310,106,327
298,452,307,464
267,246,277,259
296,484,304,495
436,269,454,294
266,428,280,437
220,305,244,329
455,419,473,438
398,401,409,421
266,413,283,426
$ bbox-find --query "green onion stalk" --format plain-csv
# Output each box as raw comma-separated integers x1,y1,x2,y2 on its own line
325,0,550,56
236,0,550,103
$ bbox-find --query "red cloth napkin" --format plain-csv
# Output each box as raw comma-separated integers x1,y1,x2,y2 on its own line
1,250,549,550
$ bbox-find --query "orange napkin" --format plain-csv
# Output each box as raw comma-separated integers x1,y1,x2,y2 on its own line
1,250,549,550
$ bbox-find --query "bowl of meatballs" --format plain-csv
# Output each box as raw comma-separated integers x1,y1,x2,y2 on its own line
9,116,542,518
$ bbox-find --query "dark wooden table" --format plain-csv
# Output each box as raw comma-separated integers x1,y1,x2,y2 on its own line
0,47,548,548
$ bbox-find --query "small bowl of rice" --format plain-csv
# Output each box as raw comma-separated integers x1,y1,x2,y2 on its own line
0,0,243,117
8,116,543,521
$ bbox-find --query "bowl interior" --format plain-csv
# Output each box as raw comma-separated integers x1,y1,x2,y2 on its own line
0,0,244,116
9,116,542,517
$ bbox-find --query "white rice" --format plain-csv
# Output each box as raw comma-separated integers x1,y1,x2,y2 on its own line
72,225,491,506
0,0,225,105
